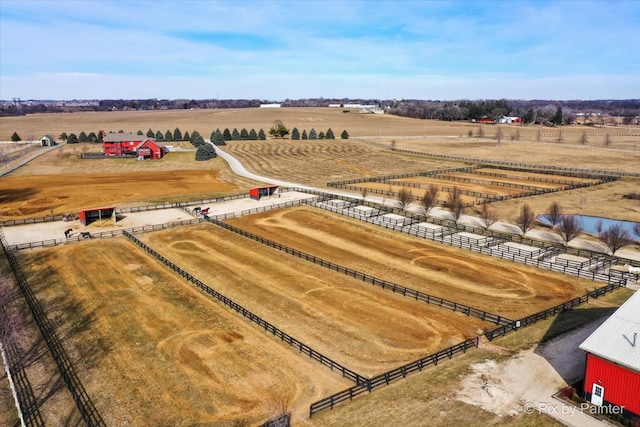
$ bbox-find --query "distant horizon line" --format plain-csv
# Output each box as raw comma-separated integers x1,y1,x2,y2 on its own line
2,97,639,103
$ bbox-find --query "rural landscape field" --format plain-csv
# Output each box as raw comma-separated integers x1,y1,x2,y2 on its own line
1,108,639,426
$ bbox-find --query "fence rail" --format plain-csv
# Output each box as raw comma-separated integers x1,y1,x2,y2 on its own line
0,229,106,426
122,231,367,385
210,218,511,326
309,338,478,417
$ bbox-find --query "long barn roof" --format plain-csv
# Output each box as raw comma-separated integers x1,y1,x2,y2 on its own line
579,290,640,372
103,132,153,143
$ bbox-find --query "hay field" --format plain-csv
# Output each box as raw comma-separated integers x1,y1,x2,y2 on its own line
138,222,494,377
225,206,595,319
18,239,352,426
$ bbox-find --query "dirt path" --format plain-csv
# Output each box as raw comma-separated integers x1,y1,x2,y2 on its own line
457,316,612,426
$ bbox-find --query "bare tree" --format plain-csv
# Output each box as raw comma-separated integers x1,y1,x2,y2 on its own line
556,129,564,143
579,131,587,145
360,186,368,201
496,126,502,144
634,222,640,239
421,184,438,214
447,186,465,222
516,203,536,236
598,224,633,255
477,127,484,138
604,133,611,147
558,215,583,247
536,128,541,142
266,388,293,427
397,187,413,211
479,203,498,229
543,201,563,228
390,139,396,149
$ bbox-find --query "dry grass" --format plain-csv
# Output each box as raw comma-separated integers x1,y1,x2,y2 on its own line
226,206,597,319
18,240,352,426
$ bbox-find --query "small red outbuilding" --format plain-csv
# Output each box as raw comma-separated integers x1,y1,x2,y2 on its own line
579,290,640,419
78,206,116,226
249,186,279,200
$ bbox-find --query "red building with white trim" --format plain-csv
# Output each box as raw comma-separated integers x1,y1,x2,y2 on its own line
103,133,166,159
579,290,640,419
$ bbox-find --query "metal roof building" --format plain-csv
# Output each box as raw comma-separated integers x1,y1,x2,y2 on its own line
579,290,640,418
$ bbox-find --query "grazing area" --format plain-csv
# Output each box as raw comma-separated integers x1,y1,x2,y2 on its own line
0,148,262,220
137,222,494,377
225,206,597,318
16,239,352,426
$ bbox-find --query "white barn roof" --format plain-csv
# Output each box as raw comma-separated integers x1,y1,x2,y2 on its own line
579,290,640,372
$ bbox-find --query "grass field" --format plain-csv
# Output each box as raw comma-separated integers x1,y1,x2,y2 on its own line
1,108,638,426
225,206,596,319
17,240,352,426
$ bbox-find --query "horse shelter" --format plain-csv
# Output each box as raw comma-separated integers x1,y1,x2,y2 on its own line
78,206,116,226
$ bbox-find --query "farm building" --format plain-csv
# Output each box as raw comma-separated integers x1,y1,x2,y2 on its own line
259,103,281,108
103,133,166,159
579,290,640,419
497,116,522,124
78,206,116,226
40,135,56,146
249,186,279,200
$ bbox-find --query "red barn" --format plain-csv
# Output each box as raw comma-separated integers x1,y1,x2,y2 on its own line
103,133,166,159
579,290,640,419
78,206,115,225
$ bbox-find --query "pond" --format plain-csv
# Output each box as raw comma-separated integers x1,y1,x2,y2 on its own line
536,215,640,241
537,214,639,241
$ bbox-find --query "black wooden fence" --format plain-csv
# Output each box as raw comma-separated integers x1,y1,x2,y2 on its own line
0,229,106,426
209,219,511,326
122,231,367,385
309,337,479,417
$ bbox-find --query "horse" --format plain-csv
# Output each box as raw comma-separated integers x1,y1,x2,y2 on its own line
624,264,640,274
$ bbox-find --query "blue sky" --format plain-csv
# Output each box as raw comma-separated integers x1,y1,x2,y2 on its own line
1,0,638,100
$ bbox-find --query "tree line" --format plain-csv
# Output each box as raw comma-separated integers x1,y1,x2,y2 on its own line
393,186,640,255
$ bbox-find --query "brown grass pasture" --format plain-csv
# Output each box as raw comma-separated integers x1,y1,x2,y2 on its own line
1,108,638,222
349,168,600,207
225,206,596,319
0,148,264,220
18,239,352,426
137,222,493,377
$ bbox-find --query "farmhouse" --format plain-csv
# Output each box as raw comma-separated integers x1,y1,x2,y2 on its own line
579,290,640,419
497,116,522,124
259,103,281,108
103,132,166,159
40,134,56,146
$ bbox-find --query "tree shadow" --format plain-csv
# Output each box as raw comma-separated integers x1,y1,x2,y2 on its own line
0,188,39,206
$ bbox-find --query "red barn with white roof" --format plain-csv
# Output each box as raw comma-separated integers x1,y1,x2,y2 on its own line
579,290,640,419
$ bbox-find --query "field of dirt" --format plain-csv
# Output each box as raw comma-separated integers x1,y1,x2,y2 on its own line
0,147,264,220
17,239,353,426
225,206,596,319
138,223,494,377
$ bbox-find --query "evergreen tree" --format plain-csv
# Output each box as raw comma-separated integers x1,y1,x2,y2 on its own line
147,128,154,138
301,130,308,140
240,128,249,139
341,130,349,139
183,131,190,141
268,120,289,138
326,128,335,139
67,133,79,144
210,130,217,141
212,129,226,146
231,128,240,140
291,127,300,140
11,132,21,142
137,130,144,135
309,128,317,139
78,131,88,142
258,129,266,140
223,128,232,140
553,106,563,126
190,130,204,146
173,128,182,141
249,129,258,140
87,131,98,143
195,144,217,161
97,130,104,142
165,130,173,141
318,131,325,139
155,130,164,141
59,132,67,141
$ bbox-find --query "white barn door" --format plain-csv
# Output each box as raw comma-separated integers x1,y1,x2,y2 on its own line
591,383,604,406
